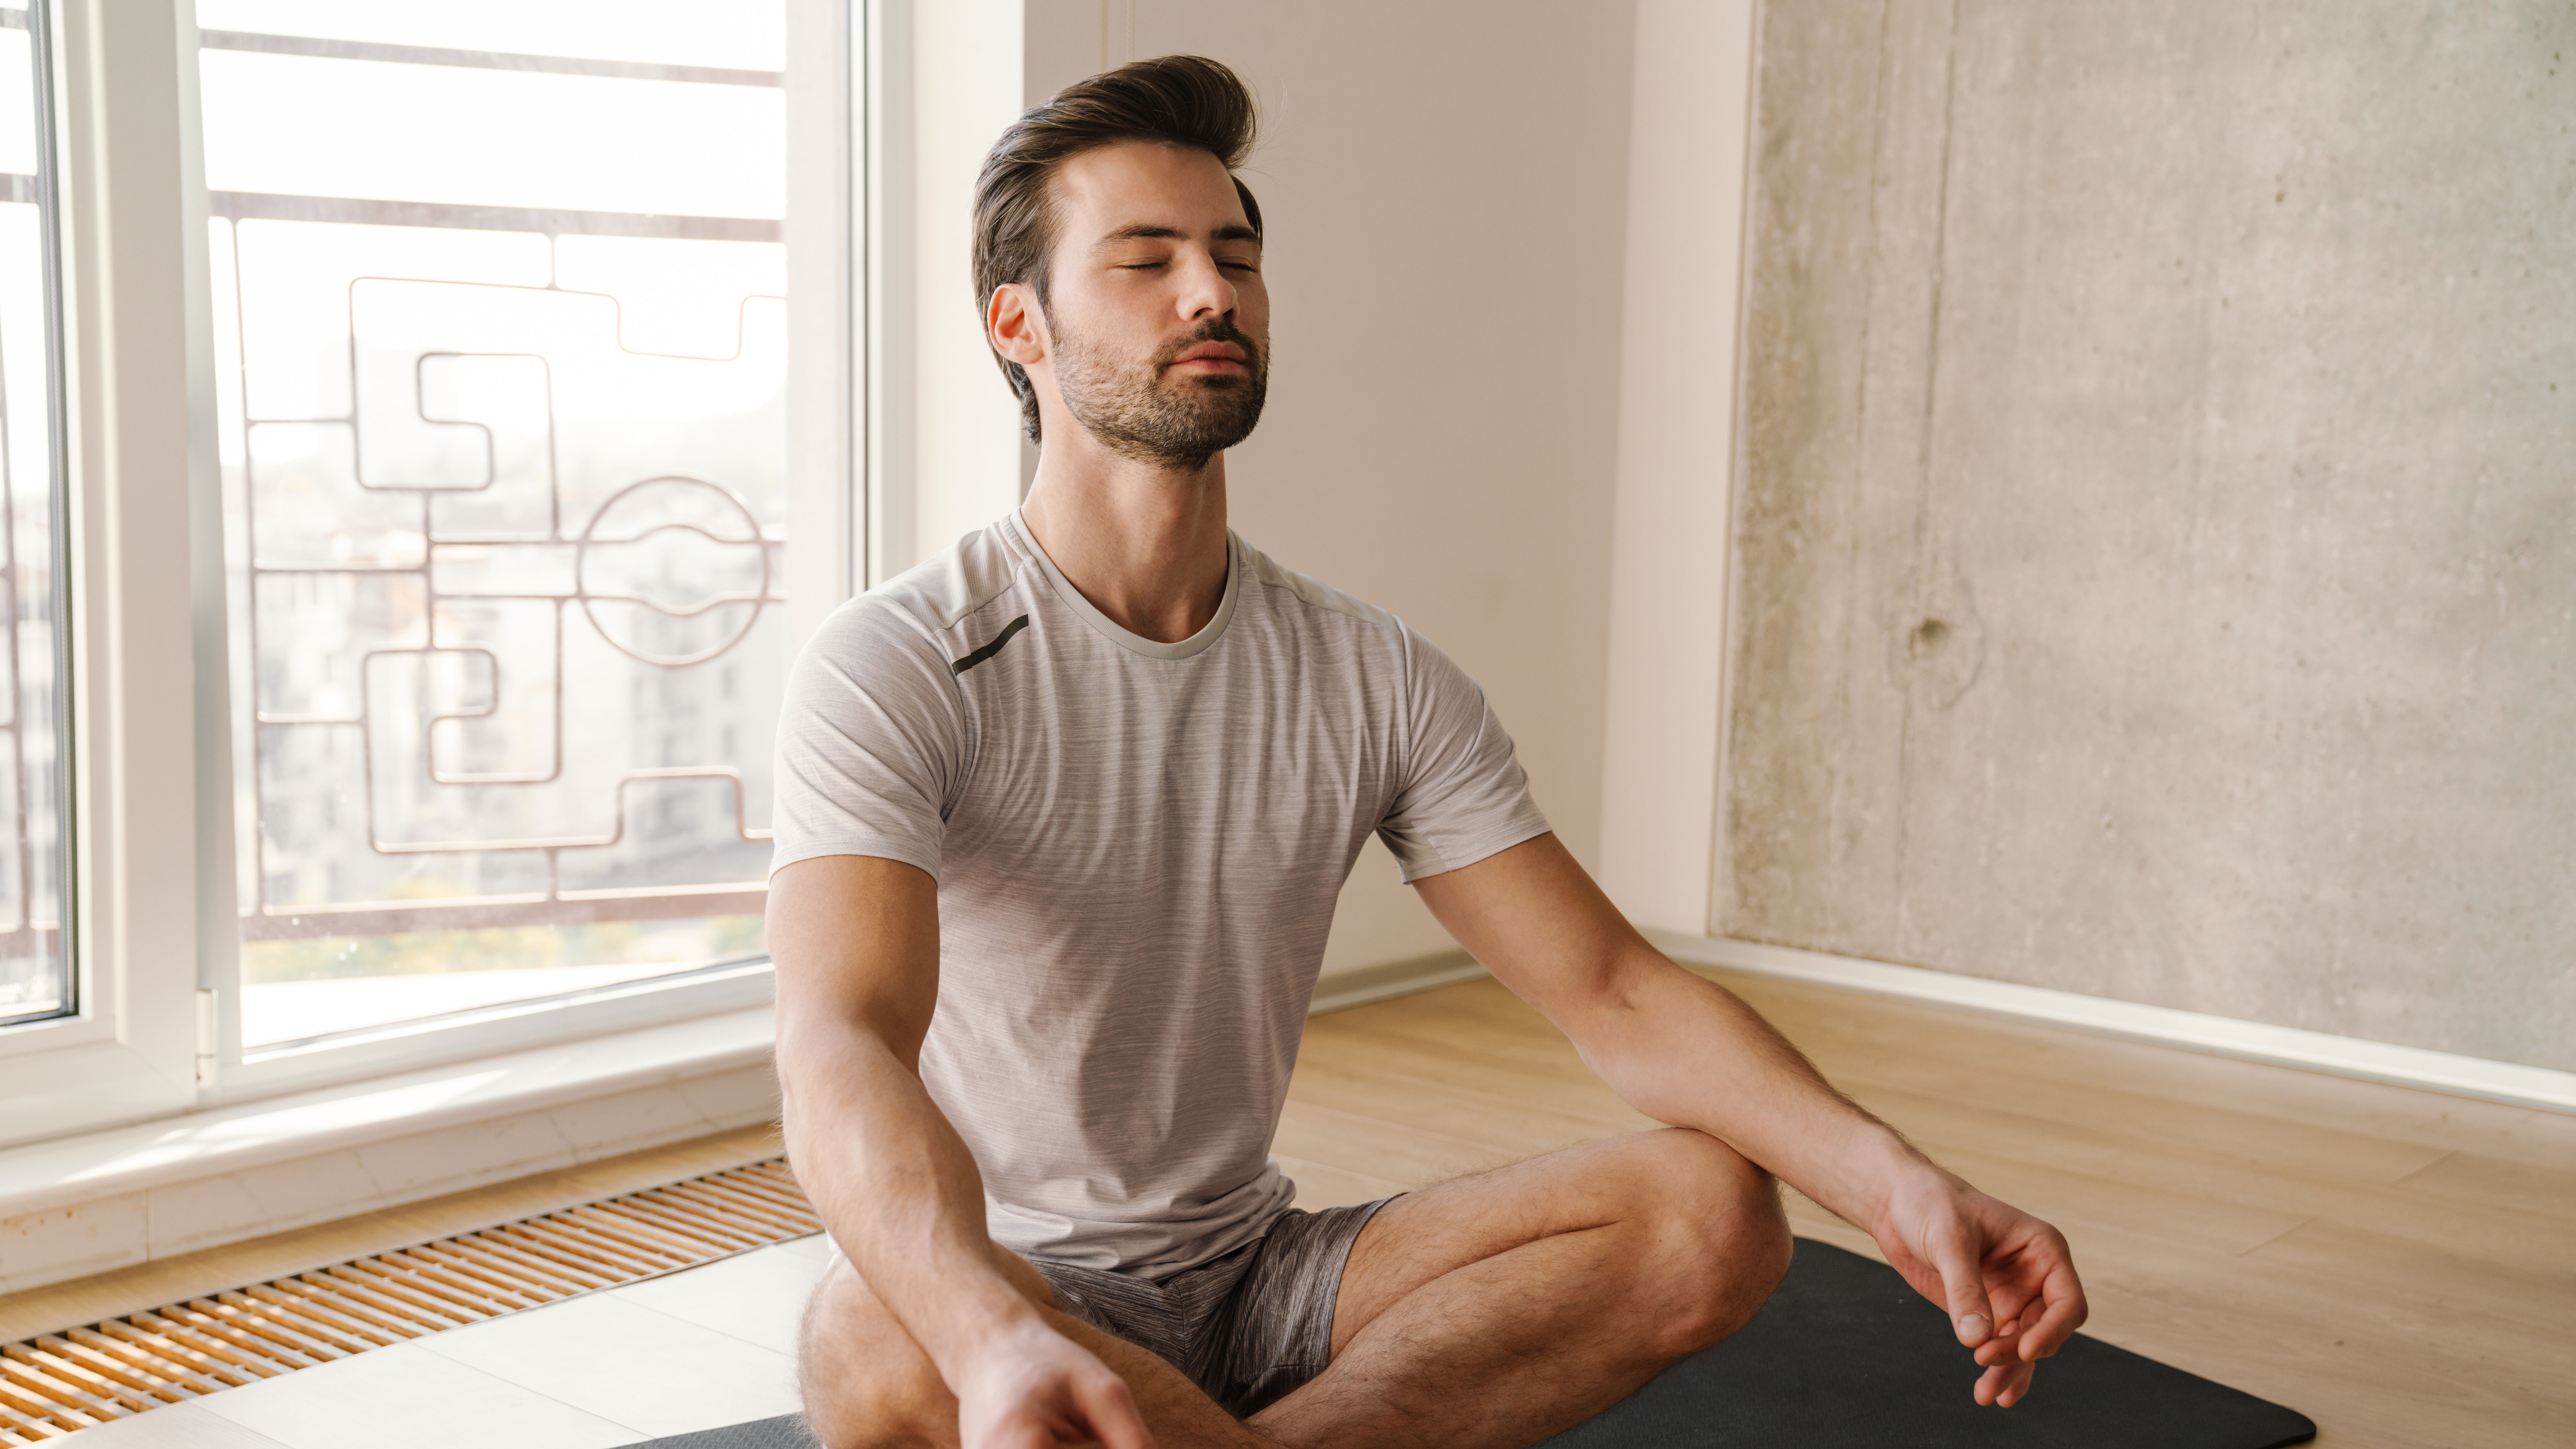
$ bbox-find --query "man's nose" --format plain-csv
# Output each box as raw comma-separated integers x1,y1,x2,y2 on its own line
1176,252,1236,320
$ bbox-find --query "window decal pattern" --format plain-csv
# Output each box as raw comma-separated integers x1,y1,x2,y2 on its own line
200,15,790,1047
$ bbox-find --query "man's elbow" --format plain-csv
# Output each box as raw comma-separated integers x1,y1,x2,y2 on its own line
1559,955,1708,1095
774,998,922,1101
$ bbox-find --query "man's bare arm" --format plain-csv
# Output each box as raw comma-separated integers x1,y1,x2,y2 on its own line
1410,833,2086,1408
768,855,1154,1449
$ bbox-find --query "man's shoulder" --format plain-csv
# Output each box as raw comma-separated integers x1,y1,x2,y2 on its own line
827,518,1032,650
789,522,1038,701
1236,537,1407,641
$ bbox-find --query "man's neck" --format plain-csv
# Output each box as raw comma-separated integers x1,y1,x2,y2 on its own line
1018,440,1231,645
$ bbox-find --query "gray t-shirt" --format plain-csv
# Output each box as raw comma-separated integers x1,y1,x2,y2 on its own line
771,510,1549,1278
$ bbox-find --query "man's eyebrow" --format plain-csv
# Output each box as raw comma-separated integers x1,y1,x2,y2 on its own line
1091,223,1263,249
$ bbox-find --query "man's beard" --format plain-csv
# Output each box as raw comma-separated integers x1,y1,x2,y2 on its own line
1049,312,1269,470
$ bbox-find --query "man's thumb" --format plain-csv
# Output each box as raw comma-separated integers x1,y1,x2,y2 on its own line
1932,1229,1995,1347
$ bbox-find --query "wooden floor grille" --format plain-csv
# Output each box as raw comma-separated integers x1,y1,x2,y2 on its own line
0,1157,818,1443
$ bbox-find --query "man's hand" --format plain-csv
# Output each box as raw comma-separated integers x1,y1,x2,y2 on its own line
1873,1166,2088,1408
950,1317,1157,1449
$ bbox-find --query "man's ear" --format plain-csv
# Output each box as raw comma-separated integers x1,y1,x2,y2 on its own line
988,282,1049,367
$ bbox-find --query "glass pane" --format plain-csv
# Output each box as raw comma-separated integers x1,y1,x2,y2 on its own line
202,8,790,1049
194,1,785,72
0,8,70,1030
197,50,784,217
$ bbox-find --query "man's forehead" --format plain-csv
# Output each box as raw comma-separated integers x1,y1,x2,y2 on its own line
1053,141,1251,241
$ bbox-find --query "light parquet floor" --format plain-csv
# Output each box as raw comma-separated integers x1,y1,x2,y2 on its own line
1278,970,2576,1449
20,971,2572,1446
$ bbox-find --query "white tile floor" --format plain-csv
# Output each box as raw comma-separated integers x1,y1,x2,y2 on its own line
55,1235,833,1448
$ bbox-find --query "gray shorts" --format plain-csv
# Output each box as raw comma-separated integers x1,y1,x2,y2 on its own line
1032,1199,1393,1418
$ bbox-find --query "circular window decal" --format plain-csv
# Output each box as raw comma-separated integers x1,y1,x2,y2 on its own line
573,475,772,668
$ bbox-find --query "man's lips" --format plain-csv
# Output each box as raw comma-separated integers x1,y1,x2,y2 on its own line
1168,341,1248,369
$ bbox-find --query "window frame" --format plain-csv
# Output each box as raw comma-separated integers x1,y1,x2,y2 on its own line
0,0,203,1144
0,0,861,1146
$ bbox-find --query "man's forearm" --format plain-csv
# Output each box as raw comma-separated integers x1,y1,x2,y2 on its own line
1406,834,1935,1229
777,1015,1041,1374
1567,951,1935,1231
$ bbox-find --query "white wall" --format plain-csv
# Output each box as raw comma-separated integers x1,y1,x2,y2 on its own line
1019,1,1640,975
1594,0,1756,936
873,0,1027,582
782,0,858,659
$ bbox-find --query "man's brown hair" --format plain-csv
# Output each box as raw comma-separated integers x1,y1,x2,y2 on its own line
972,54,1263,443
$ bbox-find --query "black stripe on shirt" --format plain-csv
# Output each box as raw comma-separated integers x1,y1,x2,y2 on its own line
951,614,1031,676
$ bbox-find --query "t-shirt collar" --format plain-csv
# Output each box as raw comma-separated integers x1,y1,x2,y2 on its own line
1003,508,1242,661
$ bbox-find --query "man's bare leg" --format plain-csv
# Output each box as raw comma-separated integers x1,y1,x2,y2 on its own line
801,1128,1788,1448
1250,1128,1792,1449
798,1242,1265,1449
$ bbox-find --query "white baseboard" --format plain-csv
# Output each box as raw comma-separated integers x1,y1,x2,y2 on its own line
1309,951,1486,1016
1648,930,2576,1116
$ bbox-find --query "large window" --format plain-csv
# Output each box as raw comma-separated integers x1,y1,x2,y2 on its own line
198,3,797,1051
0,0,854,1144
0,3,70,1034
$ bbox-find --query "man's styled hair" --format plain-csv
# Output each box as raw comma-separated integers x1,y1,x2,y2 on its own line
972,54,1263,443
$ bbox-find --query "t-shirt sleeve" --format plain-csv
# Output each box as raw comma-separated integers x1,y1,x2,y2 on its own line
768,598,965,882
1374,626,1552,881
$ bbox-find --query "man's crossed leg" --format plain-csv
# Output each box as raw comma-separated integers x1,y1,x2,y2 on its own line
800,1129,1791,1449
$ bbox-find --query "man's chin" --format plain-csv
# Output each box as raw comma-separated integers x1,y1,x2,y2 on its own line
1086,420,1262,469
1163,374,1250,400
1146,395,1265,449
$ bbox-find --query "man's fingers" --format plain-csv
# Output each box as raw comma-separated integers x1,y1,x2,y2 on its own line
972,1412,1059,1449
1974,1356,2037,1408
2018,1300,2077,1360
1997,1358,2037,1408
1071,1372,1157,1449
1973,1282,2049,1364
2016,1257,2090,1361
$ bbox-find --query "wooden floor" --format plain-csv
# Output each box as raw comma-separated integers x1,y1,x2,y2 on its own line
1278,969,2576,1449
18,969,2573,1446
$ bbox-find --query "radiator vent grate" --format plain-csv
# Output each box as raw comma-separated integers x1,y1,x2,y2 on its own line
0,1157,818,1443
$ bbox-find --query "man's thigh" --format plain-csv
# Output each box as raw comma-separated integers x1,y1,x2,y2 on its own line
1327,1127,1787,1357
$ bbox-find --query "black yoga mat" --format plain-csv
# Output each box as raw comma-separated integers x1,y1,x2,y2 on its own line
620,1238,2313,1449
1532,1238,2314,1448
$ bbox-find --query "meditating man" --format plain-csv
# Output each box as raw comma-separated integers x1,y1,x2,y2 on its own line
768,54,2087,1449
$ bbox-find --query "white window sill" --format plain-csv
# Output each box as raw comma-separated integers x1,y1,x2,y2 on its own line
0,1006,778,1295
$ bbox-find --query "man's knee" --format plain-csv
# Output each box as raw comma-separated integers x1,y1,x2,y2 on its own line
799,1258,945,1449
797,1248,1068,1449
1620,1129,1794,1358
